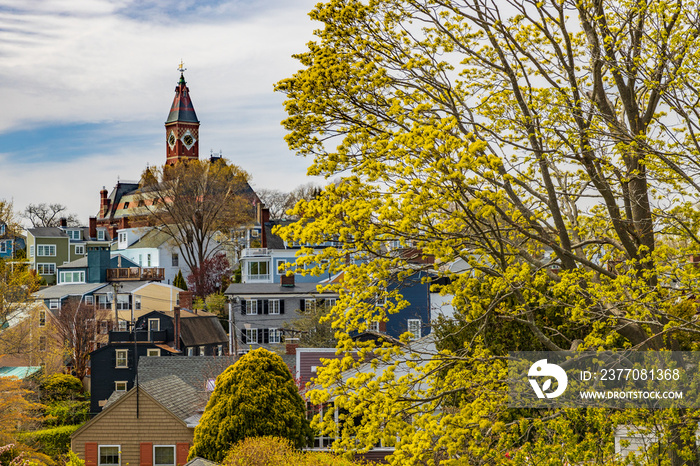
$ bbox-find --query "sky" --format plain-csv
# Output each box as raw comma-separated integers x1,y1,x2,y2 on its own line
0,0,323,225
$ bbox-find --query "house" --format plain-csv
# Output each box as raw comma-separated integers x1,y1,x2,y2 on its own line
26,219,111,284
112,227,198,285
72,375,199,466
89,307,228,415
0,221,25,259
225,278,339,354
72,356,237,466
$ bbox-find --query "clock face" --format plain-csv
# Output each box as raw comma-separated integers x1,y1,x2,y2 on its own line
181,131,196,150
168,132,176,149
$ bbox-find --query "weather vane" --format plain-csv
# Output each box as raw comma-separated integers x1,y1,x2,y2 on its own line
178,60,186,73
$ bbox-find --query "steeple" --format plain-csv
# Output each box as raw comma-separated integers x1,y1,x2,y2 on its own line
165,62,200,165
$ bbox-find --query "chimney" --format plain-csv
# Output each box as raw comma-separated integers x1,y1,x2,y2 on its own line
59,217,67,228
89,217,97,239
281,274,295,287
179,291,194,310
261,207,270,248
174,306,181,351
285,343,299,355
100,187,110,217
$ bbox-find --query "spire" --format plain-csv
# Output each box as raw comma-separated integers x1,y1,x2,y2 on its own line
166,62,199,124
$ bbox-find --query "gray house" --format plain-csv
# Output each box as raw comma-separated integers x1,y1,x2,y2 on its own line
225,277,339,353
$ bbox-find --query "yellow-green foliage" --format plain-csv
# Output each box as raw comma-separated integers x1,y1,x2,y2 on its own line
189,349,313,463
222,436,374,466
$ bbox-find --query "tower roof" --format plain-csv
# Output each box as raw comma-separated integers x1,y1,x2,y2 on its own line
165,72,199,124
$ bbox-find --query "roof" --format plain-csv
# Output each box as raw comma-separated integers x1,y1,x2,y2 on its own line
140,375,205,421
166,73,199,124
180,316,228,346
27,227,67,238
0,366,42,379
225,282,338,295
138,355,236,392
33,283,106,299
184,458,217,466
128,228,173,249
57,254,138,270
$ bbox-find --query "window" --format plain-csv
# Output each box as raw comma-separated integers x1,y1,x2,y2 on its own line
304,299,316,312
49,299,59,310
245,328,258,344
37,263,56,275
38,310,46,327
97,230,106,241
369,320,380,332
147,254,151,267
97,295,110,309
147,348,160,357
60,271,85,284
100,321,109,335
0,224,4,235
246,300,258,315
148,319,160,332
269,299,280,315
85,295,94,305
68,230,81,240
115,349,128,368
172,253,178,267
118,320,127,331
248,261,269,280
269,328,283,344
276,259,291,273
116,294,129,310
38,336,46,351
199,346,205,356
325,298,337,309
29,245,34,257
187,347,194,356
118,232,127,244
75,245,85,255
37,245,56,256
134,295,141,310
153,446,175,466
217,345,223,356
407,319,422,339
0,242,5,253
99,445,120,466
115,381,127,392
138,254,142,266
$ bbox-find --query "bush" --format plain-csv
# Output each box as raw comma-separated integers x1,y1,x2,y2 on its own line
189,349,313,462
39,375,84,402
221,437,375,466
43,401,89,427
21,425,79,459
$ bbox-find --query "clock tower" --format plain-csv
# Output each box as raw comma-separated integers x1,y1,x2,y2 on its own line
165,62,200,165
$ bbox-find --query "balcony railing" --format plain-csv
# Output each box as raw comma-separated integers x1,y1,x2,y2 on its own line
241,248,269,258
106,267,165,281
109,329,168,343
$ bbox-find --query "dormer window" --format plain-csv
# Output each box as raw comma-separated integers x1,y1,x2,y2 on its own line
68,230,81,240
97,230,105,241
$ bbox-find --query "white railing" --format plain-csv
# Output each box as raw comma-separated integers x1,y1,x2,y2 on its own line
241,248,269,258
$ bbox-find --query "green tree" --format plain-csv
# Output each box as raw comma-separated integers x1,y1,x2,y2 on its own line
189,348,313,462
275,0,700,464
173,270,187,291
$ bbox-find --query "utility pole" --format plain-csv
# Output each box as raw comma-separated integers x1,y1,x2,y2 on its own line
229,297,240,357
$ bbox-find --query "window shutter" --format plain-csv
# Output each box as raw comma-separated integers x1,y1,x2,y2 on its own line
300,299,305,311
85,443,97,466
263,328,269,344
241,329,247,344
240,299,246,315
280,300,285,314
255,328,260,344
140,442,153,466
176,443,190,466
263,300,269,315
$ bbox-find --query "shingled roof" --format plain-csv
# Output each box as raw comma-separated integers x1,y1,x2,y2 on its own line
138,355,236,392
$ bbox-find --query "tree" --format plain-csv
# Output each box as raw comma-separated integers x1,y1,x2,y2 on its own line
287,301,337,348
275,0,700,464
173,270,187,291
51,301,106,382
189,348,313,462
257,183,323,220
0,260,41,356
137,159,254,295
186,253,232,297
22,203,79,228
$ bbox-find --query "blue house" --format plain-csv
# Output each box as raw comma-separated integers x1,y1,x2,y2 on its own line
0,221,24,259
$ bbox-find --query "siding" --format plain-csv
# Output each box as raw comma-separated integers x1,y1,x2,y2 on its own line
73,388,193,466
